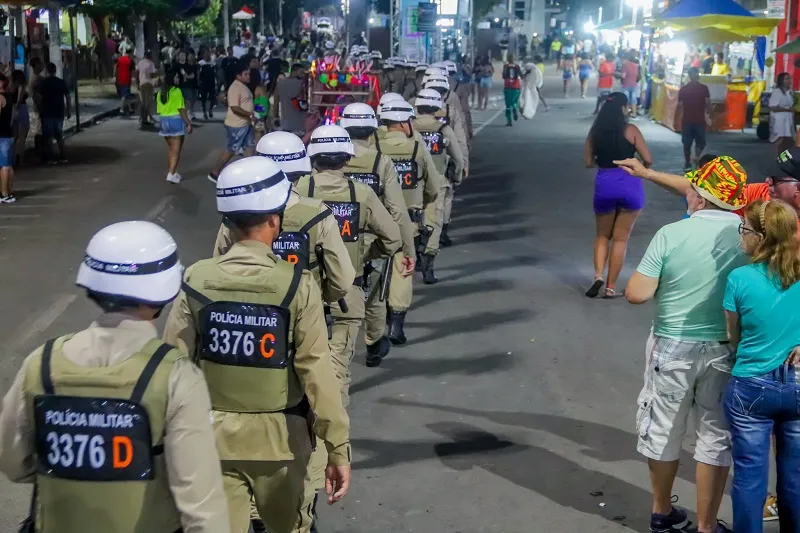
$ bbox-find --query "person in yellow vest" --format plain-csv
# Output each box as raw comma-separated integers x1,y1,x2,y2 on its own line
295,125,402,406
374,98,448,343
339,102,417,366
163,157,352,533
0,221,230,533
212,131,354,533
413,88,466,258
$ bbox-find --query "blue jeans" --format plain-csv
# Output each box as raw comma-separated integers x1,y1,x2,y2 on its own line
724,365,800,533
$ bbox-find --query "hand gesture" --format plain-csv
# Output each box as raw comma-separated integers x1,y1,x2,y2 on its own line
400,255,415,277
785,346,800,366
613,158,648,178
186,123,193,134
325,464,351,504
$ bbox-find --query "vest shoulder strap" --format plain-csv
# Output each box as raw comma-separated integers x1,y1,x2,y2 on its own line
438,123,447,134
299,208,331,234
348,180,356,203
40,338,57,395
373,130,381,152
129,343,175,404
308,176,316,198
411,141,419,161
182,280,213,305
372,151,381,174
280,265,303,309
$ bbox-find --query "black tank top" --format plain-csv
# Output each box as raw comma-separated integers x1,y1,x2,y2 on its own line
593,127,636,168
0,91,17,138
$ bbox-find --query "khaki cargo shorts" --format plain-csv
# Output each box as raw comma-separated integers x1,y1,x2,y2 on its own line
635,332,734,467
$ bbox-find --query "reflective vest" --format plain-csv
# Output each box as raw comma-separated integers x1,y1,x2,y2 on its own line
182,258,305,413
414,119,448,174
23,336,182,533
343,149,383,198
295,174,370,270
374,137,425,210
270,198,332,289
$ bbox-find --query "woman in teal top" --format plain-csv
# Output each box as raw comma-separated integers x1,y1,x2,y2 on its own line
723,199,800,532
157,70,192,184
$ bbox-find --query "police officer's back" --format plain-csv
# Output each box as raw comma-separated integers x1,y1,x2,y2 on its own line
0,221,230,533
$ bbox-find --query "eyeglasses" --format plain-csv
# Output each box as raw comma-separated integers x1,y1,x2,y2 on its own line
738,222,762,236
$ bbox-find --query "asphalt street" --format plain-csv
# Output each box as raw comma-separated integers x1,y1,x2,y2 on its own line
0,69,781,532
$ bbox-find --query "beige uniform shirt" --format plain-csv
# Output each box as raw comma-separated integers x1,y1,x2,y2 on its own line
412,115,466,183
379,130,448,210
212,190,355,304
352,139,416,258
0,314,231,533
163,242,351,465
301,170,403,264
441,96,470,164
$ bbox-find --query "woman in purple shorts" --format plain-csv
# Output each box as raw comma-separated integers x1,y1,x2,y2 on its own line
584,92,652,298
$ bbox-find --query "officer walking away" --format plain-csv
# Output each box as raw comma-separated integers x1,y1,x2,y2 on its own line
413,88,466,251
295,125,402,405
422,74,470,169
374,99,447,342
163,157,351,533
0,221,230,533
339,103,416,366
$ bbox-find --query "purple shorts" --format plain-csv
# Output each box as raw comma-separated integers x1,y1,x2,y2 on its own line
593,167,645,214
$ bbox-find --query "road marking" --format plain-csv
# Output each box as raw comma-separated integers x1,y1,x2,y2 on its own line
473,108,504,136
0,213,41,218
7,293,77,356
145,195,175,222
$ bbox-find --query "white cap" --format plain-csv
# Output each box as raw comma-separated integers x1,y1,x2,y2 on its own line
307,125,355,157
216,156,292,215
324,40,336,49
415,63,429,72
76,221,183,306
443,60,457,73
415,88,443,110
256,131,311,175
425,66,448,77
379,99,414,122
340,102,378,129
380,92,404,106
370,50,383,59
424,76,450,91
394,57,407,67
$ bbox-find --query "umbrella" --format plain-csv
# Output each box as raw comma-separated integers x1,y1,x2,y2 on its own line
232,6,255,19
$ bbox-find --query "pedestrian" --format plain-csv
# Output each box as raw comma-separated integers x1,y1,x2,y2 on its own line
702,47,715,74
208,59,254,183
476,56,493,110
678,67,712,171
625,156,748,533
264,48,283,92
199,49,217,120
550,36,562,67
621,51,640,118
157,70,192,184
724,199,800,533
11,69,29,167
502,53,522,126
0,221,231,532
28,57,45,162
247,55,262,94
136,49,157,128
115,48,135,115
38,62,70,164
594,52,615,113
271,62,308,136
711,52,730,76
578,52,592,99
769,72,794,154
177,51,198,121
0,77,16,204
562,52,575,97
584,92,650,298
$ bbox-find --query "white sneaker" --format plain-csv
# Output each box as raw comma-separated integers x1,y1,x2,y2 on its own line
1,194,17,203
166,173,182,184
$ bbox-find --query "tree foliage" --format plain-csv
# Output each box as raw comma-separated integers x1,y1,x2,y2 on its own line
80,0,171,18
171,0,221,36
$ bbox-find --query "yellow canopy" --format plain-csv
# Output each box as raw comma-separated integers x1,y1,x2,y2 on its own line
656,14,780,36
659,27,756,43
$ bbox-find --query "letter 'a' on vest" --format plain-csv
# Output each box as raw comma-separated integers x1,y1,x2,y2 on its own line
23,336,182,533
343,150,383,198
376,138,426,209
270,200,331,291
415,120,448,174
296,175,369,269
181,259,305,413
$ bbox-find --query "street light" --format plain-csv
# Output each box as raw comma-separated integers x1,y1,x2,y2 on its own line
494,17,500,22
583,20,595,32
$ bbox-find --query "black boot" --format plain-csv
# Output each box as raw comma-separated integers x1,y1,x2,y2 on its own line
251,519,267,533
365,336,391,367
422,253,438,284
387,310,407,345
440,224,452,247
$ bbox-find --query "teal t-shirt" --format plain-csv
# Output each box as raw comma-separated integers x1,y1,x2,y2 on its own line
636,210,746,341
723,263,800,377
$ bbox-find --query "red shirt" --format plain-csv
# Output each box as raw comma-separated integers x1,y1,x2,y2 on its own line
598,61,614,89
503,63,521,89
678,81,710,125
116,55,133,86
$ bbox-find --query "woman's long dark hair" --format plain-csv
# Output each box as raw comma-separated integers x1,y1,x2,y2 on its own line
160,69,182,105
590,91,629,158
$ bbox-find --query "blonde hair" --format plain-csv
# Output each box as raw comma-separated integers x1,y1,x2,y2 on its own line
744,200,800,289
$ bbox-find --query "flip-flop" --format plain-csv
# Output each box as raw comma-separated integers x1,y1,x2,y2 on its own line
603,288,618,299
585,278,604,298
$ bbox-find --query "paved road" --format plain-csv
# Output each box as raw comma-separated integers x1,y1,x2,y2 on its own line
0,69,779,532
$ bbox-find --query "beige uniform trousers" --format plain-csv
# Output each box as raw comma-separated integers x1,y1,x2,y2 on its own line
442,180,455,224
363,259,388,345
329,284,366,407
422,191,446,255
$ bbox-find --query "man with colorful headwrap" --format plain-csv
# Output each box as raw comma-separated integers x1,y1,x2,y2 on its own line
624,155,748,533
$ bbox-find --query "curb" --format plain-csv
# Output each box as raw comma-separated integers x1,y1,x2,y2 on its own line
65,106,121,138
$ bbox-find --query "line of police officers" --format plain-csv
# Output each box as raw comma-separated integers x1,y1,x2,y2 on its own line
0,60,471,533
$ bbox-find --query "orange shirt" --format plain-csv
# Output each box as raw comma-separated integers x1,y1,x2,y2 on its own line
598,61,614,89
735,182,800,231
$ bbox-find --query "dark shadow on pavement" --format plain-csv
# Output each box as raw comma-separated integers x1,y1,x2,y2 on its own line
459,227,533,245
410,280,515,311
350,352,516,396
55,145,124,165
404,308,532,346
434,255,541,283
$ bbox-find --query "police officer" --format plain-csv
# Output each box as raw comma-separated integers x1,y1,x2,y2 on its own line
295,125,402,406
423,76,470,166
0,221,230,533
373,99,448,342
442,59,474,140
406,63,428,100
380,60,396,93
212,132,352,533
163,157,351,533
413,89,466,252
214,131,355,307
339,103,416,366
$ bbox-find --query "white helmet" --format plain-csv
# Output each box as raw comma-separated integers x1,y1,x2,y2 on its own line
379,99,414,122
324,40,336,50
393,57,407,67
307,125,355,157
415,88,443,110
425,66,448,77
442,60,457,74
406,59,419,68
256,131,311,175
424,76,450,92
216,156,291,215
76,221,183,306
370,50,383,59
415,63,429,73
380,92,404,106
340,102,378,129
